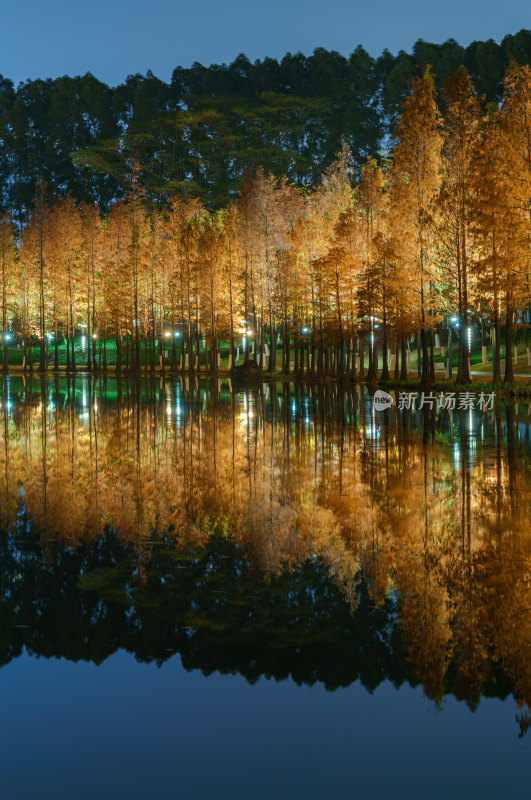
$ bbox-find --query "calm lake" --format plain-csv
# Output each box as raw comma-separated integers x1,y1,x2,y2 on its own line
1,375,530,799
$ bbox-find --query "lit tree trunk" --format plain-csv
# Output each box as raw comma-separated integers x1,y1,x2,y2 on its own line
116,329,122,374
400,335,408,381
228,276,234,371
381,313,389,382
504,296,514,384
393,330,400,380
1,247,7,372
419,247,430,385
351,333,357,382
335,261,344,380
54,312,59,371
39,216,46,371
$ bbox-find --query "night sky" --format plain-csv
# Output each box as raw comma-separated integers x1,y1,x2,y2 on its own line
2,0,529,86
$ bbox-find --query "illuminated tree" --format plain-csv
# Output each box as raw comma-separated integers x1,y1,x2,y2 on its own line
0,216,16,370
438,65,482,384
469,109,511,384
391,67,443,385
497,62,531,382
19,188,52,370
47,195,83,370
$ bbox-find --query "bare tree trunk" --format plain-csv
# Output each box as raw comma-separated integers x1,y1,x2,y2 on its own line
504,300,514,384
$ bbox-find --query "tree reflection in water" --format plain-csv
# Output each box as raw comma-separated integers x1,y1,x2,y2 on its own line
0,375,530,721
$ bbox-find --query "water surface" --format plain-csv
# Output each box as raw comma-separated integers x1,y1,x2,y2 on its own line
1,376,530,798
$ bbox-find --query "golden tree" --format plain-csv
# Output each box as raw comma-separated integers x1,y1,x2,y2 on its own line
438,65,482,384
0,216,16,370
391,67,443,385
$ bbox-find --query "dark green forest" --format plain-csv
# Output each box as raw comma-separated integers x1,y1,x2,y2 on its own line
2,29,531,218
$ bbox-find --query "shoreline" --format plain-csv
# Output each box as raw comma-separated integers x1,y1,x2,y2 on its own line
1,364,530,396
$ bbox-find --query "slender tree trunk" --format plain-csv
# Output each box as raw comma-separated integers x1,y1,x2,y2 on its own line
381,320,389,382
504,300,514,384
493,306,501,385
400,335,408,381
70,303,76,372
393,331,400,380
350,335,357,383
116,332,122,374
359,337,365,381
54,319,59,371
447,326,453,379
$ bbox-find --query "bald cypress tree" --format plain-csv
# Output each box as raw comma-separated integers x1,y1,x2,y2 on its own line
391,67,443,385
439,65,482,384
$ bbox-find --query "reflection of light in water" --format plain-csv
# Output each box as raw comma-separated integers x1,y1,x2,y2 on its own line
303,395,310,425
82,387,87,409
467,409,477,456
292,401,296,415
166,404,172,416
175,382,182,419
238,391,256,429
453,441,460,466
365,413,380,440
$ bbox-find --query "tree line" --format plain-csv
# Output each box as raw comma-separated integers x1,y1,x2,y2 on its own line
1,30,531,215
1,61,531,385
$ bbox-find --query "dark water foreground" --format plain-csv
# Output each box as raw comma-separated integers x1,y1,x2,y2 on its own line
1,375,530,799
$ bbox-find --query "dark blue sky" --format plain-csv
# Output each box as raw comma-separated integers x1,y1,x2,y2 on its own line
3,0,529,86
